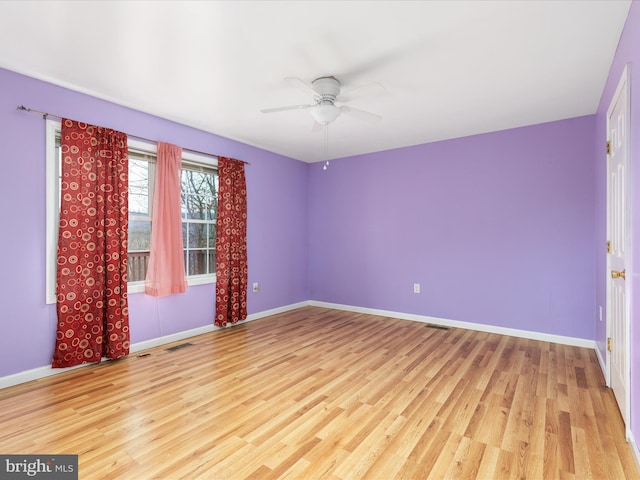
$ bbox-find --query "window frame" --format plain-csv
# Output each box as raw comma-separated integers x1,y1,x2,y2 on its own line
180,162,219,280
45,119,218,304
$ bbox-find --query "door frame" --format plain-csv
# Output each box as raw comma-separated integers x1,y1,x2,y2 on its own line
605,63,631,440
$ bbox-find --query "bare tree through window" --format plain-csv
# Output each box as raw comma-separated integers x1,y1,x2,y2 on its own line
181,167,218,276
56,133,219,284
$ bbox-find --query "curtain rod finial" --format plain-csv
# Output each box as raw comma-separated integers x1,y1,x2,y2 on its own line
16,105,47,119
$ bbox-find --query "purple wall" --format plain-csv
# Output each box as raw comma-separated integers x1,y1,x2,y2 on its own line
594,0,640,445
309,116,596,339
2,7,637,444
0,67,308,378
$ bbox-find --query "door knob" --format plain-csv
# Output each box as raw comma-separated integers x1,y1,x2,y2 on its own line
611,269,626,280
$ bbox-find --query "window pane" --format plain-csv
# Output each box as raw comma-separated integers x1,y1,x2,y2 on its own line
186,250,207,276
208,224,216,248
187,223,207,248
183,222,209,248
128,252,149,283
183,193,208,220
181,165,217,279
129,220,151,251
205,194,217,221
182,193,216,220
208,251,216,274
56,136,61,210
129,159,150,217
182,168,217,220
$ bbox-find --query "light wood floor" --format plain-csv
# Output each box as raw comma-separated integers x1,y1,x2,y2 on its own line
0,307,638,479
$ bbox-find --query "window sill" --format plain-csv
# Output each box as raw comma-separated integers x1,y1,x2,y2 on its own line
46,275,216,304
127,275,216,295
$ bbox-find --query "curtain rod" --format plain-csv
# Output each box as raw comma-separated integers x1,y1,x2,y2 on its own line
16,105,250,165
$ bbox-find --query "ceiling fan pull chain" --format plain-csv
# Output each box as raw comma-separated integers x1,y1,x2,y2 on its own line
323,124,330,170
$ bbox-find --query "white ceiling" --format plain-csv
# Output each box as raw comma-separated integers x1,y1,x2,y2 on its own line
0,1,631,163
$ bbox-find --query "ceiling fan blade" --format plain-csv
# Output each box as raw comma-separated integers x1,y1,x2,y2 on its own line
284,77,318,98
339,105,381,123
336,39,431,84
260,104,313,114
337,82,386,103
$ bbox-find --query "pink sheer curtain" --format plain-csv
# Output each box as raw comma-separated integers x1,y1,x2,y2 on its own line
145,142,188,296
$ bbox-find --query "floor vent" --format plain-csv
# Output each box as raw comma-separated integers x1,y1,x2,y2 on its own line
165,342,194,352
426,324,450,330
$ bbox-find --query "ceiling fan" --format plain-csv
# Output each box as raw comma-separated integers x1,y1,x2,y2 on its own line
261,76,384,127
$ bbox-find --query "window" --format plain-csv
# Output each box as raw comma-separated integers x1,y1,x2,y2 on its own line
46,120,218,303
181,165,218,277
127,150,155,283
126,152,219,282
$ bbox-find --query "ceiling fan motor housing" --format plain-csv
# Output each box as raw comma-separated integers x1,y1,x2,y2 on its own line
260,75,380,126
312,76,341,101
309,77,342,124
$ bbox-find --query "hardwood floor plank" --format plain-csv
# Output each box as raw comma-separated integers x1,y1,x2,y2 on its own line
0,306,637,479
494,448,516,480
543,431,561,480
589,387,635,479
426,430,464,479
444,436,486,479
475,444,501,479
558,409,576,474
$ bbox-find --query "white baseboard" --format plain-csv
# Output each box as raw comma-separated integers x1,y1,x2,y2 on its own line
0,300,600,389
309,301,597,349
631,430,640,474
129,300,309,353
0,300,309,390
0,362,89,391
595,342,610,386
129,324,217,354
245,301,310,322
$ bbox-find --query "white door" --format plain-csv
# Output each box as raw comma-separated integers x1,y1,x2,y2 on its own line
606,65,630,435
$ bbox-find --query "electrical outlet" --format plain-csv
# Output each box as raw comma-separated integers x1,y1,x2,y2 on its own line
413,283,420,294
253,282,260,292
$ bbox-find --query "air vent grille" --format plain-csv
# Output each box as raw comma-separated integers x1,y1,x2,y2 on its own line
426,324,450,331
165,342,194,352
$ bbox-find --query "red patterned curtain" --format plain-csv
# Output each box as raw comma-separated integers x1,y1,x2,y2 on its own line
53,119,130,368
215,157,248,327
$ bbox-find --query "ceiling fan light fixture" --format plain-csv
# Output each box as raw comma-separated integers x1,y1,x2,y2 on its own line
311,104,341,125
